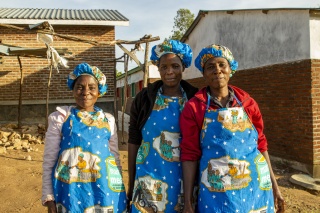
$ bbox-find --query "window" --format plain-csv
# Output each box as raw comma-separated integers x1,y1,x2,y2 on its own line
131,83,136,97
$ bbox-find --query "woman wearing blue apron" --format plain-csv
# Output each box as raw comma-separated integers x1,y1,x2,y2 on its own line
127,40,198,212
180,45,285,213
42,63,127,213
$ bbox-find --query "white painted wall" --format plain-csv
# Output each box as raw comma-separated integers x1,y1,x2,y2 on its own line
116,64,160,88
310,16,320,59
184,9,312,80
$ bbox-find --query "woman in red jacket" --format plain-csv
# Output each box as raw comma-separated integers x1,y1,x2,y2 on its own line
180,44,285,213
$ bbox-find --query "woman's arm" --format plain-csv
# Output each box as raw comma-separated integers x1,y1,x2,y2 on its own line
106,113,121,170
127,143,140,201
42,111,64,207
261,151,285,213
182,161,198,213
127,93,144,202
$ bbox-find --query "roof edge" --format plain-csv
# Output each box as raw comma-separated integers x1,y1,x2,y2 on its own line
0,19,129,26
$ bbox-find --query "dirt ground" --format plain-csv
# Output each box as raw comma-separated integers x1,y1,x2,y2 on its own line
0,141,319,213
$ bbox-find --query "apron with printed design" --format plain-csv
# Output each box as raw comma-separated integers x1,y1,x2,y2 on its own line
131,88,187,213
197,95,274,213
52,107,127,213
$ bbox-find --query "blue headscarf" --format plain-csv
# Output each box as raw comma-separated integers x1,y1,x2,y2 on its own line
195,44,238,76
150,40,192,68
67,63,108,97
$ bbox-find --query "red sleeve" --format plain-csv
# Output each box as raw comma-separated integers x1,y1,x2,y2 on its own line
180,98,205,161
244,99,268,152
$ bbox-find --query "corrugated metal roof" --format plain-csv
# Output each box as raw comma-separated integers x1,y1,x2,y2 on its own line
0,8,128,21
0,8,129,26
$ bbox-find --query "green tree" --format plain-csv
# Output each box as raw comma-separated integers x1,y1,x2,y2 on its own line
116,70,123,77
169,9,195,40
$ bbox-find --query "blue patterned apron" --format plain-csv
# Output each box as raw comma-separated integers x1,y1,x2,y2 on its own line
197,95,274,213
52,106,127,213
131,87,187,213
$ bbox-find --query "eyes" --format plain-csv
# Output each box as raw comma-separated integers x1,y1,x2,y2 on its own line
205,62,228,71
159,64,181,72
75,84,97,91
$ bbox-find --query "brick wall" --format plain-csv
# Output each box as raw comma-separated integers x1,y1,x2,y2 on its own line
311,60,320,177
0,25,116,101
186,60,320,176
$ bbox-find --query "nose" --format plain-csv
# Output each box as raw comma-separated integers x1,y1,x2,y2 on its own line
166,67,174,75
81,86,90,95
213,64,222,74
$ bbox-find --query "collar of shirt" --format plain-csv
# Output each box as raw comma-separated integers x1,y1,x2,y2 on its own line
206,86,235,108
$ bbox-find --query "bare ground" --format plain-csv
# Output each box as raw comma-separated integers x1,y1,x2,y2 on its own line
0,142,319,213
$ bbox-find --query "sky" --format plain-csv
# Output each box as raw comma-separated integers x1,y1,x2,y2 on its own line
1,0,320,71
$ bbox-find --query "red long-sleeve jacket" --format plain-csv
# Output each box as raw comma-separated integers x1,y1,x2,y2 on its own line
180,85,268,162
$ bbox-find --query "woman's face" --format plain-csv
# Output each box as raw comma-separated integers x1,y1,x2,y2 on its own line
73,75,99,112
158,53,184,88
203,57,231,90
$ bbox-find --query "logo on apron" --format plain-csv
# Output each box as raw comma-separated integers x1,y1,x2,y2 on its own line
106,157,125,192
254,154,272,190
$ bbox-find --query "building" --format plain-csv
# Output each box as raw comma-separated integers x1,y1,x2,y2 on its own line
116,62,160,114
0,8,129,123
181,8,320,178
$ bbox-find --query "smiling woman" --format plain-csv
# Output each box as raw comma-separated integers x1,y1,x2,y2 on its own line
42,63,127,213
72,75,99,112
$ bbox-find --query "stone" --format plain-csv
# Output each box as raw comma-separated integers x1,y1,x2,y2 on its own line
26,155,32,161
21,141,29,149
0,131,11,138
22,134,32,140
0,147,6,154
13,140,22,148
8,132,17,141
1,137,8,143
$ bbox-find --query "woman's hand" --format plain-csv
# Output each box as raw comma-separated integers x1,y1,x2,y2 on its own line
182,202,194,213
273,186,285,213
46,201,57,213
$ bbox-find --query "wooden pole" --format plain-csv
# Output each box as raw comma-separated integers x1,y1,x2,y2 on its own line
45,51,53,130
143,42,150,87
17,56,23,129
121,54,129,145
113,58,118,125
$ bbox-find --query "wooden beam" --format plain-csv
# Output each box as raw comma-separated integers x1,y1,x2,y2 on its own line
117,43,142,68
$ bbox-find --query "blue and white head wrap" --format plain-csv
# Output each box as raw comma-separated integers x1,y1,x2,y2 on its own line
67,63,108,97
150,40,192,68
195,44,238,76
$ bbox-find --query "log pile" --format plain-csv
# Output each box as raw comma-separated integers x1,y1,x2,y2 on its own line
0,123,46,154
